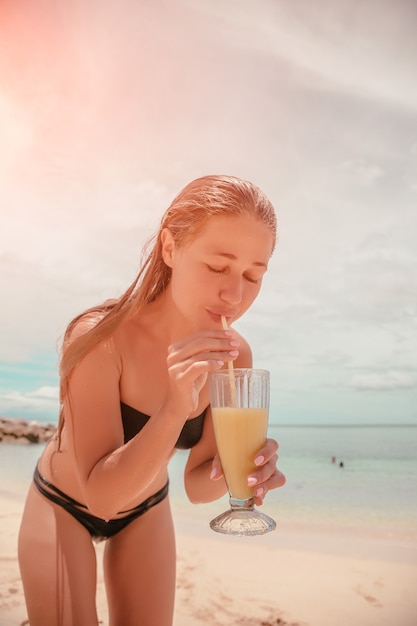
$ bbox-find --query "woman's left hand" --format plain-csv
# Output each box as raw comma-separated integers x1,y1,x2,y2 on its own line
247,438,286,505
210,438,286,506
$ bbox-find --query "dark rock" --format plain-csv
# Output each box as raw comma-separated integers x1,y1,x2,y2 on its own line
0,417,56,444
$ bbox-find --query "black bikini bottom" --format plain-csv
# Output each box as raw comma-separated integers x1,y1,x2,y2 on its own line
33,464,169,542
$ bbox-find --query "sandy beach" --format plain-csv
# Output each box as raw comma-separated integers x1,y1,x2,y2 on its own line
1,484,416,626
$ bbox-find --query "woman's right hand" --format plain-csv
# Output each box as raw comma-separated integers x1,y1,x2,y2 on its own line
164,329,240,418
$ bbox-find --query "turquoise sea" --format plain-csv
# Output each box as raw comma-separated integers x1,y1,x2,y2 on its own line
2,423,416,544
170,423,417,542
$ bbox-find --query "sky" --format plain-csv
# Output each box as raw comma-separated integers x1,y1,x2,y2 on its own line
0,0,416,425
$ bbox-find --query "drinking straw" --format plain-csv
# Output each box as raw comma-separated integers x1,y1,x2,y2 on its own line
221,316,237,406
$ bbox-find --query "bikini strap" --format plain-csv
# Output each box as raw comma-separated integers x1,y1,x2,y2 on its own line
33,464,88,509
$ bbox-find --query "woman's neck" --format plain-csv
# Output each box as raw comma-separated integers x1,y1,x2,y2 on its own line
134,289,196,344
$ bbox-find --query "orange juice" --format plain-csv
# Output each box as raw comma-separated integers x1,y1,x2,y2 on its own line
212,407,268,499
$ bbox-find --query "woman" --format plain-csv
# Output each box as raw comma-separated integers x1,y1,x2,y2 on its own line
18,174,286,626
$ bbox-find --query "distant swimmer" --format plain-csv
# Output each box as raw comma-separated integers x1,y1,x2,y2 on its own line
339,461,344,468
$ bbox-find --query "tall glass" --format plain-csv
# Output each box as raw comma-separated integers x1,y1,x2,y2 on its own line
209,368,276,536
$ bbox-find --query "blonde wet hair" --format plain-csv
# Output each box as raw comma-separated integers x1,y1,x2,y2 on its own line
57,174,277,441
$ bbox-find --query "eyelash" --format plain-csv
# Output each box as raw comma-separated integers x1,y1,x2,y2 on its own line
207,265,259,284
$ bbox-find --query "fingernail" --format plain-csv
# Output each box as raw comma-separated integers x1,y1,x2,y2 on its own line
210,468,217,480
228,350,239,356
247,476,257,486
229,340,240,347
255,487,264,497
254,455,264,466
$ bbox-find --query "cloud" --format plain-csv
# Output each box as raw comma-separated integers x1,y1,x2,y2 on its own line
0,385,59,418
0,176,173,360
191,0,417,110
338,159,385,187
0,0,416,425
348,370,415,391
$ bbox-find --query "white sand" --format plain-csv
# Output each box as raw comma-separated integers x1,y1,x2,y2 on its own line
1,490,416,625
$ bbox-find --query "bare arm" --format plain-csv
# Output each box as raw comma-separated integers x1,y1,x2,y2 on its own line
183,404,227,504
64,328,239,519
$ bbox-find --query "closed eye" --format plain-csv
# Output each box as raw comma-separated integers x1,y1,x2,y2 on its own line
207,264,226,274
243,274,260,284
207,265,261,284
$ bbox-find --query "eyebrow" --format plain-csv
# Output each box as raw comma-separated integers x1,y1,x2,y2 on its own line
211,252,268,269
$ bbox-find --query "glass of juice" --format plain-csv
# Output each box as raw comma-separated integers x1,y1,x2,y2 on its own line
209,368,276,536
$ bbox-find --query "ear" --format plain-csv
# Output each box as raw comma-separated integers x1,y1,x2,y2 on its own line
160,228,175,268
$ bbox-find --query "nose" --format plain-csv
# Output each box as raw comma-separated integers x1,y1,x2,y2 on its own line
219,276,243,305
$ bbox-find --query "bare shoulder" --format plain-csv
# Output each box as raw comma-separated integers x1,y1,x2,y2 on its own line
66,315,96,341
66,312,123,369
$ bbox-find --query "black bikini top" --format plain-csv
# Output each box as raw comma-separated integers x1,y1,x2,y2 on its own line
120,401,206,450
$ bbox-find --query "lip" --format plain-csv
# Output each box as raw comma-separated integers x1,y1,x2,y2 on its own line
206,309,236,325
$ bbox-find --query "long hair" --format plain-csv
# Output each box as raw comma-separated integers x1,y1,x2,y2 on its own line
56,175,277,442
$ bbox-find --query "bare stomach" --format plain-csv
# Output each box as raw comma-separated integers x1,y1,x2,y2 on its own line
37,437,170,519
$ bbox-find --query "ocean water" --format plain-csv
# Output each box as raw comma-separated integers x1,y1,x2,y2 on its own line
168,424,417,541
266,424,417,539
2,424,417,542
